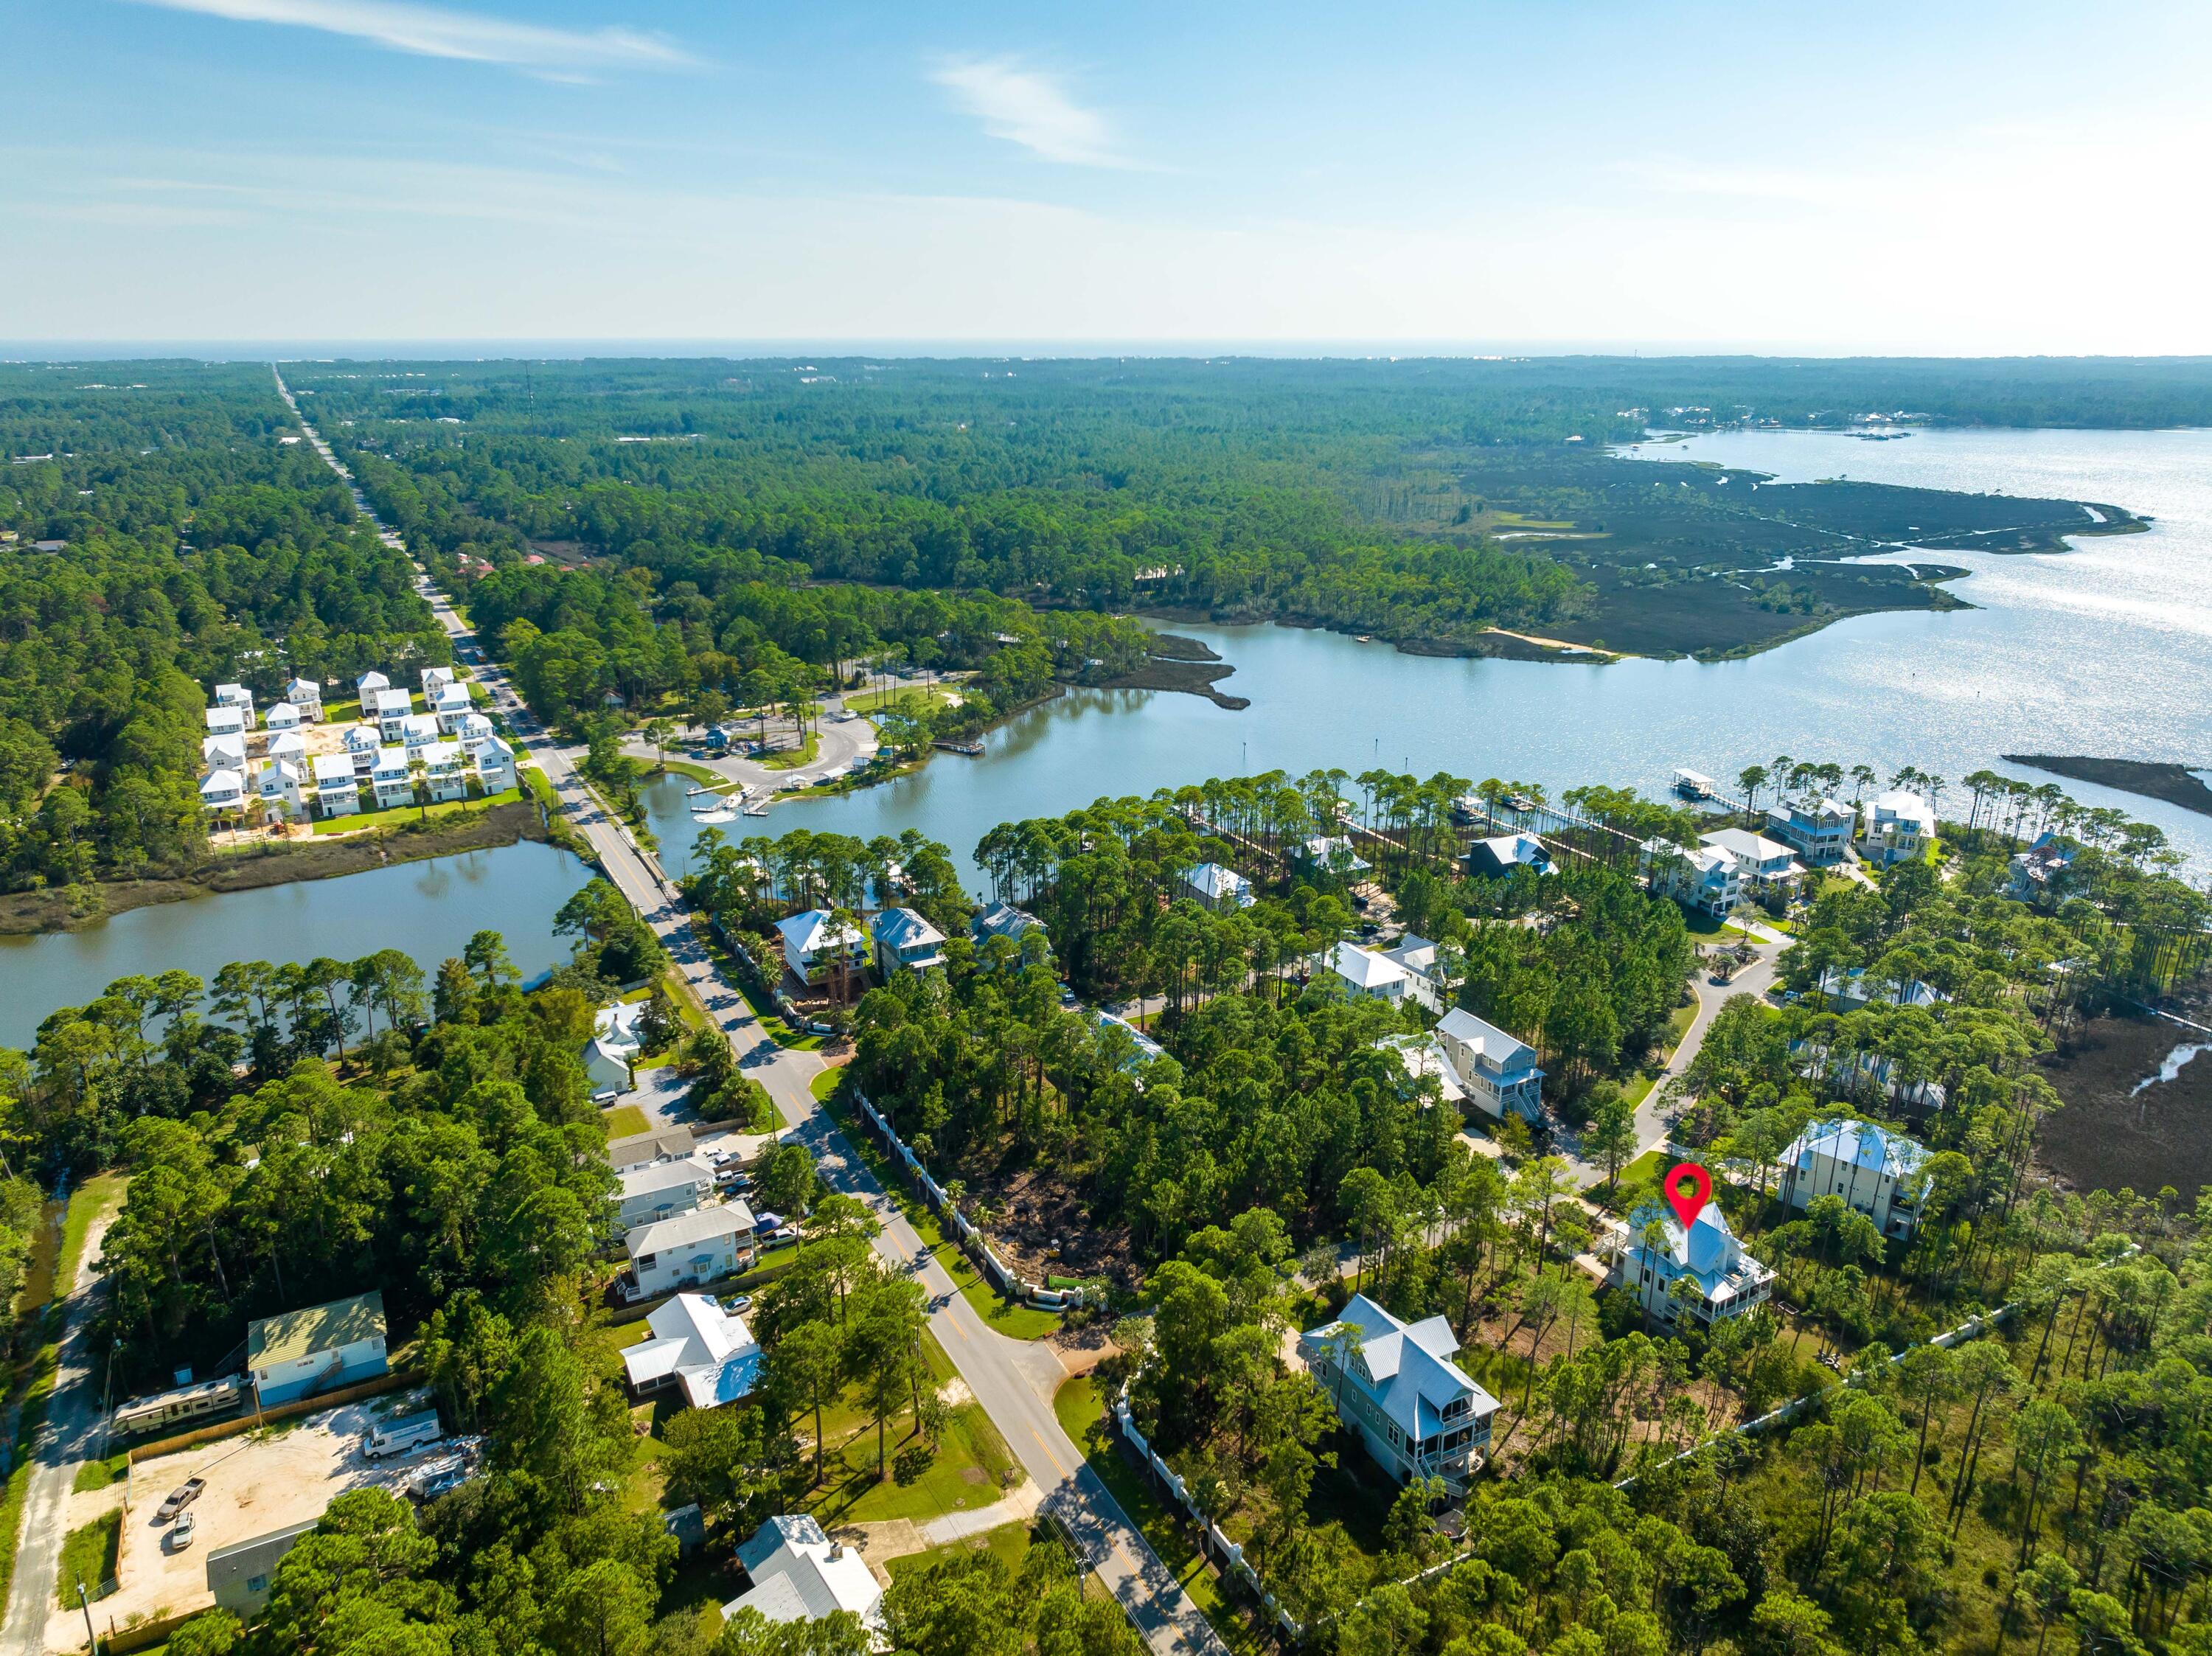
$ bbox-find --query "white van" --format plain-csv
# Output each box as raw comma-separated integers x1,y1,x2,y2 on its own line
363,1409,444,1460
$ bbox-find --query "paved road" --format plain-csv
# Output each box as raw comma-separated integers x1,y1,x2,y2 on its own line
1,1209,116,1656
276,372,1225,1656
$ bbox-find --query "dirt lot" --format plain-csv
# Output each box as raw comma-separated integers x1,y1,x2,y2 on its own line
978,1162,1134,1290
2038,1009,2212,1195
61,1391,440,1648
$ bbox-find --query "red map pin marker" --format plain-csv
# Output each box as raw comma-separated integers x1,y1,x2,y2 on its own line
1663,1161,1712,1228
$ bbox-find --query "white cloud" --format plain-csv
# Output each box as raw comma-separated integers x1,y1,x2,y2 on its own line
929,56,1124,167
119,0,691,79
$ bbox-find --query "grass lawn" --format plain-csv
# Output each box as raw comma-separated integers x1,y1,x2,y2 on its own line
1621,1073,1657,1107
810,1069,840,1102
791,1382,1020,1531
601,1104,650,1138
1595,1148,1671,1214
1667,1000,1698,1044
71,1453,129,1495
845,685,959,717
56,1509,119,1603
760,733,820,771
308,787,521,835
884,1520,1034,1582
658,759,736,790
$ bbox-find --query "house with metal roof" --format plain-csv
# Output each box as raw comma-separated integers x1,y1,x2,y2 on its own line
1601,1199,1774,1328
622,1202,755,1302
1298,1294,1498,1495
621,1293,761,1410
1641,838,1742,918
1180,860,1255,911
1434,1008,1544,1121
246,1290,389,1406
372,686,416,740
616,1153,717,1230
285,676,324,720
726,1514,885,1639
1464,833,1552,880
1765,796,1855,866
870,907,947,975
776,908,869,986
1859,790,1937,868
1324,941,1412,1003
1778,1119,1931,1239
1700,827,1804,892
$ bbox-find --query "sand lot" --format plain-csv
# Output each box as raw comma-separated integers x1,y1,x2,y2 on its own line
60,1391,439,1651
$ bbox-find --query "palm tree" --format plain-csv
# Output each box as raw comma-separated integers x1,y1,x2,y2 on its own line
407,749,431,823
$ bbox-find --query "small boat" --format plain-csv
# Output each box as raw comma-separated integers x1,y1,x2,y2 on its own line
693,808,737,824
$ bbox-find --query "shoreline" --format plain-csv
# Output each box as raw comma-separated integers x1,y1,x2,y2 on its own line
2003,754,2212,819
0,799,552,937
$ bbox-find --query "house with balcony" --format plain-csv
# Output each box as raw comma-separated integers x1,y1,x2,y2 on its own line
1298,1294,1498,1495
1641,838,1743,918
616,1153,718,1231
313,753,361,818
1181,860,1255,911
776,909,869,986
285,676,324,720
257,759,306,820
1859,790,1936,867
422,665,456,700
264,699,302,734
344,723,383,774
1700,827,1805,895
397,712,442,754
356,670,391,698
1601,1198,1774,1328
1434,1007,1545,1121
622,1203,756,1302
370,747,414,810
455,709,495,745
1465,833,1552,880
622,1293,761,1410
431,681,475,733
1778,1119,1931,1240
871,907,947,975
205,703,248,739
1324,940,1413,1003
200,768,247,815
2007,832,2077,908
1765,796,1855,866
214,682,255,717
204,732,249,773
467,734,515,793
372,687,416,740
414,741,465,803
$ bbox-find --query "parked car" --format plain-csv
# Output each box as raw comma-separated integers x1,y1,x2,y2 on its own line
155,1478,206,1522
722,1294,754,1314
170,1510,197,1549
767,1225,799,1244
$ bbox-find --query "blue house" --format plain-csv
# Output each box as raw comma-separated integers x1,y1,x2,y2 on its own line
1298,1294,1498,1495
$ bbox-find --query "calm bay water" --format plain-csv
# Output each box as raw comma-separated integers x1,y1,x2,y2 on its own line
4,425,2206,1046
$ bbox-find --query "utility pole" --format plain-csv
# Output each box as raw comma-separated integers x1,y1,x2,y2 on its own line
77,1578,97,1654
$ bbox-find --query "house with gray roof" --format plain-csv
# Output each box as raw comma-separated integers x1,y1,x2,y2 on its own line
1434,1008,1544,1121
726,1514,884,1638
1180,860,1255,911
1778,1119,1931,1239
870,907,947,975
1602,1198,1774,1329
1298,1294,1498,1495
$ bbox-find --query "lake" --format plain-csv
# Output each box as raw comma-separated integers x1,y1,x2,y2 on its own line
5,425,2207,1045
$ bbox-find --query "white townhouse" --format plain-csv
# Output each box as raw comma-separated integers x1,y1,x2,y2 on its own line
623,1293,762,1410
372,687,416,740
1778,1119,1931,1240
616,1153,717,1231
312,753,361,818
205,703,247,739
870,907,947,974
421,665,456,699
265,728,308,765
454,710,495,745
202,732,249,773
1181,860,1255,911
1700,827,1805,894
200,768,247,815
417,740,467,803
257,759,306,820
370,747,414,810
214,682,255,715
285,676,324,720
1641,838,1742,919
1765,796,1855,866
397,712,441,754
431,681,474,733
726,1516,883,1638
1324,940,1413,1003
1604,1197,1775,1328
356,670,391,698
622,1202,756,1302
1434,1007,1545,1121
776,908,869,985
344,723,383,774
1859,790,1937,868
263,700,302,734
467,734,516,793
1298,1294,1498,1495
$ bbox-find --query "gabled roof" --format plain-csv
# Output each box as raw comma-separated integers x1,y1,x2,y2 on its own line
1784,1119,1930,1180
1436,1008,1539,1074
265,700,302,726
1621,1200,1770,1302
313,754,358,785
199,769,243,798
286,676,321,698
344,723,383,750
1304,1294,1498,1441
202,734,247,765
372,687,413,714
737,1514,827,1575
356,670,390,692
777,909,864,957
1469,833,1551,873
1866,790,1936,832
626,1200,754,1261
619,1154,716,1201
1185,861,1253,902
870,907,946,952
622,1293,760,1408
248,1290,386,1367
726,1528,882,1628
607,1124,695,1169
971,901,1043,942
1329,942,1409,992
1701,827,1800,867
266,730,307,758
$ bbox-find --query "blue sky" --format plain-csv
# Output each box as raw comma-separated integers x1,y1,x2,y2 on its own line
5,0,2209,349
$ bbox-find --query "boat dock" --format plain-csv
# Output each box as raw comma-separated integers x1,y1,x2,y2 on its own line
932,738,985,756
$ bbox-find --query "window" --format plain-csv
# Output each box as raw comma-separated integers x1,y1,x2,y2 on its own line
638,1253,657,1269
247,1574,268,1594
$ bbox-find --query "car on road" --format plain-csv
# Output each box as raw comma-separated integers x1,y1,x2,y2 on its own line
170,1509,197,1549
154,1478,206,1521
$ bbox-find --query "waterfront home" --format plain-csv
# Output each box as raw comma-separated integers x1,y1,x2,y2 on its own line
356,670,391,697
616,1153,717,1230
1465,832,1552,880
1811,966,1949,1013
205,703,247,738
431,681,474,732
608,1124,697,1171
622,1203,756,1302
370,747,414,810
2008,832,2076,906
1324,940,1413,1003
420,740,468,803
312,753,361,818
587,1001,648,1094
1641,838,1742,918
1601,1198,1774,1328
870,907,947,974
1700,827,1804,894
344,723,383,773
776,909,869,986
1181,860,1256,911
1778,1119,1930,1239
970,901,1046,953
257,759,305,820
265,728,308,765
1434,1007,1545,1121
1297,835,1371,878
263,700,302,734
200,768,246,815
1859,790,1936,867
247,1289,389,1406
622,1293,761,1409
202,732,249,773
285,676,324,720
467,734,515,793
726,1515,883,1638
1298,1294,1498,1495
1764,796,1854,866
373,687,415,740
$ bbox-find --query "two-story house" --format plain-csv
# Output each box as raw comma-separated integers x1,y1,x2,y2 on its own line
420,740,468,803
200,768,247,815
776,909,869,986
312,752,361,818
871,907,947,975
621,1202,757,1302
1604,1197,1775,1328
370,747,415,811
1859,790,1936,867
263,700,302,734
203,732,249,774
421,666,456,700
285,676,324,721
2007,832,2076,908
205,703,248,740
344,723,383,775
1180,861,1255,911
1641,839,1742,918
616,1153,718,1231
1465,833,1552,880
1434,1008,1545,1121
1764,797,1855,867
467,733,516,793
356,669,392,700
1298,1294,1498,1495
372,687,416,741
431,681,475,733
257,759,306,820
1779,1119,1931,1239
1700,827,1805,895
1324,941,1412,1003
397,712,442,754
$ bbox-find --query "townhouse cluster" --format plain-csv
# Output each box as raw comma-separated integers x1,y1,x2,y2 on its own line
199,667,515,823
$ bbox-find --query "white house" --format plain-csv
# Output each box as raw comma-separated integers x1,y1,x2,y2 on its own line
623,1293,762,1410
1298,1294,1498,1495
421,665,456,699
344,723,383,773
1700,827,1804,894
263,700,302,734
1778,1119,1931,1240
1859,791,1936,868
454,710,495,745
1181,860,1255,911
313,753,361,818
265,728,308,765
616,1154,717,1231
203,732,249,773
431,681,474,732
1641,839,1742,918
1765,797,1855,866
586,1001,647,1094
373,687,415,740
1466,833,1552,880
200,768,247,815
420,740,468,803
1380,935,1446,1013
776,909,868,986
370,748,414,810
397,712,442,753
1603,1199,1774,1328
1324,941,1411,1003
870,908,947,975
205,703,247,738
1434,1007,1545,1121
622,1203,756,1302
467,734,515,793
1298,836,1371,878
257,759,306,820
356,670,391,698
285,677,324,720
726,1516,884,1639
246,1290,389,1406
1093,1009,1166,1070
214,682,254,714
